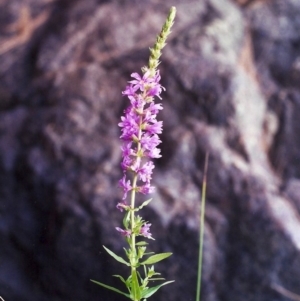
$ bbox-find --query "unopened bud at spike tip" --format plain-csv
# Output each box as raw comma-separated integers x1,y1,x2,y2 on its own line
146,6,177,76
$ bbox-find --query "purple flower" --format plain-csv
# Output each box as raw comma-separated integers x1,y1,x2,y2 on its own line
138,161,154,182
116,227,132,237
129,95,144,111
153,70,161,83
146,83,165,99
116,202,129,212
121,142,133,158
145,121,163,135
147,147,161,158
146,102,163,115
119,175,132,200
121,156,133,171
129,71,153,92
119,113,139,141
141,134,161,151
130,157,142,172
122,84,139,96
140,223,152,239
143,110,158,124
139,183,155,195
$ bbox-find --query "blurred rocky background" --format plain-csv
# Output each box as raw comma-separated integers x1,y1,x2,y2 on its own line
1,0,300,300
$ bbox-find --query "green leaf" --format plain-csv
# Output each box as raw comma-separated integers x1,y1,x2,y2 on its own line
141,253,172,265
113,275,126,285
136,199,152,211
141,281,175,298
123,247,130,258
138,246,147,260
103,245,130,266
123,211,130,228
90,279,130,298
136,270,143,282
136,241,148,246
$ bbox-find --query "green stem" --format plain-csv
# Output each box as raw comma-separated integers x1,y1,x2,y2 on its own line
196,152,209,301
130,173,139,301
129,115,143,301
130,173,138,255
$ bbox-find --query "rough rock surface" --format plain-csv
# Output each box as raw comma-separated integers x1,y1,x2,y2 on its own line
0,0,300,300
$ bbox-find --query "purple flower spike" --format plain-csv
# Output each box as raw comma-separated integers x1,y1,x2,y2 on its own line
118,70,164,203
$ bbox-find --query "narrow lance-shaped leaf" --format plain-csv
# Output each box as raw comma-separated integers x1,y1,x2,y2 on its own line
141,280,175,299
141,252,172,265
135,198,152,211
136,241,148,246
113,275,127,285
90,279,131,298
103,245,130,266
